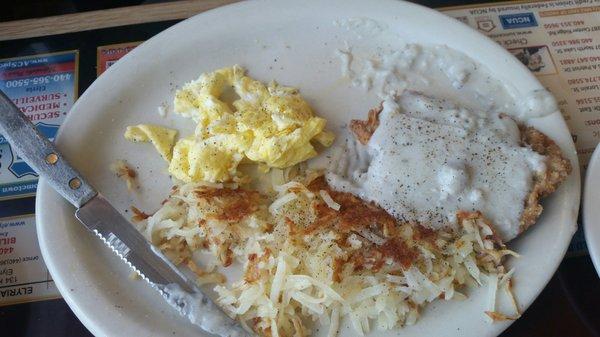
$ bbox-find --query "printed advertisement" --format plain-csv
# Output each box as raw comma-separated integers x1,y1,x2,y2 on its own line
97,42,141,76
441,0,600,254
442,0,600,171
0,215,59,306
0,51,78,200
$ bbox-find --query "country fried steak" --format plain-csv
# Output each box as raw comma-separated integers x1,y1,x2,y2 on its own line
349,104,571,241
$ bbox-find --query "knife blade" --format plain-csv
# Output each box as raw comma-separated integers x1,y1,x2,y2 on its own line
0,90,250,337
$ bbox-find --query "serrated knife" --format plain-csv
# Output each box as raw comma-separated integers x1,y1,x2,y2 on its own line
0,90,250,337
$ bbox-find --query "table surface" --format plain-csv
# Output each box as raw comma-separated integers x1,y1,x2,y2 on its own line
0,1,598,337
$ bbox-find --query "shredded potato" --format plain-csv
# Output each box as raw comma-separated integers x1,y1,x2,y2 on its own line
110,159,138,191
137,173,519,336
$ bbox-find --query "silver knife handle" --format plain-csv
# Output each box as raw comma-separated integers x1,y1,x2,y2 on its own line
0,90,96,207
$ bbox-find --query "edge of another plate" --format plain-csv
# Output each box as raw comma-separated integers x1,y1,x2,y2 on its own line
584,145,600,277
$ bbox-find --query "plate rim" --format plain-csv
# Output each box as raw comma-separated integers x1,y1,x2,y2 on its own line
35,0,581,336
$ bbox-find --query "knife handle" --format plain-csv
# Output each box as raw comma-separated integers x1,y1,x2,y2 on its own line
0,90,96,208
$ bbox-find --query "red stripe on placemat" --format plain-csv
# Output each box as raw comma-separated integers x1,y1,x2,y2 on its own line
0,62,74,80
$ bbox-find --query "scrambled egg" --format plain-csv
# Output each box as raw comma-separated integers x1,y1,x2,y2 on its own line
124,124,177,161
126,65,334,183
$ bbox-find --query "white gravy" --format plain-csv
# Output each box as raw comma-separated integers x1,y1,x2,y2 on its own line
335,43,558,120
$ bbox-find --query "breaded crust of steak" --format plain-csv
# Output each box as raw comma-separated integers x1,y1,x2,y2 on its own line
350,107,572,240
519,126,571,234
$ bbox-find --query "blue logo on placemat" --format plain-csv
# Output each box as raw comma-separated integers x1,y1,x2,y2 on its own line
8,161,37,178
8,123,59,178
499,13,538,29
36,122,59,140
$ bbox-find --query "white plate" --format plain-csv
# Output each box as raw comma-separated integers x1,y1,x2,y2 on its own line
36,1,581,336
584,145,600,277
